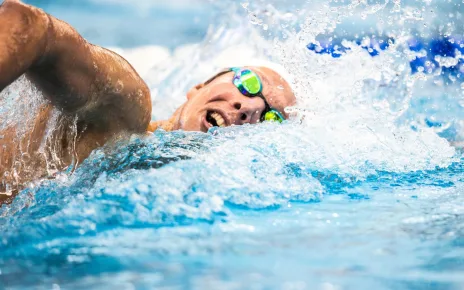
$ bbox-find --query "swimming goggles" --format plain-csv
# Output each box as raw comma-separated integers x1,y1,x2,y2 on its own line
203,67,286,123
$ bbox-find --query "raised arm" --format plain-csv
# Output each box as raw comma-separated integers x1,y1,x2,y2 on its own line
0,0,151,133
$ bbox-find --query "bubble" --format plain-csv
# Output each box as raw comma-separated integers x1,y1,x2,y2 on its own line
435,55,459,68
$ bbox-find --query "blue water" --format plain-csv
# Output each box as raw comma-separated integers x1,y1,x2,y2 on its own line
1,0,464,289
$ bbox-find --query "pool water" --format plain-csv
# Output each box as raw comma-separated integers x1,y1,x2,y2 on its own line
1,0,464,289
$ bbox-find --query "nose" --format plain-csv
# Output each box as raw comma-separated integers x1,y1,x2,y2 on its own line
232,96,265,125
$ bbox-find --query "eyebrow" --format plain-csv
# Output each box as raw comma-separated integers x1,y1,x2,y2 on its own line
203,69,232,86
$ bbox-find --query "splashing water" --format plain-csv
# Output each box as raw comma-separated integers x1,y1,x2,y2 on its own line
1,0,464,288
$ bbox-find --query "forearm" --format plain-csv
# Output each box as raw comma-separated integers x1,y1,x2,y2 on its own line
0,0,49,90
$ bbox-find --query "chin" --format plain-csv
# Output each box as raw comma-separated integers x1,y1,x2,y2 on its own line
178,118,203,132
177,107,206,132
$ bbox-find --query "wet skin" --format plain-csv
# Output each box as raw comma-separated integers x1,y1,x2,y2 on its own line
0,0,296,203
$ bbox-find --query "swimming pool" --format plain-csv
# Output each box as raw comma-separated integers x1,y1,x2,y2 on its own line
1,0,463,289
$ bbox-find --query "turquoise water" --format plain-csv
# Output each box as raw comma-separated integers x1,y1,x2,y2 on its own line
1,0,464,289
1,128,463,289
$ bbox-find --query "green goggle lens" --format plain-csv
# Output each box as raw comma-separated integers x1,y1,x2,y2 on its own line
240,70,262,95
263,110,285,123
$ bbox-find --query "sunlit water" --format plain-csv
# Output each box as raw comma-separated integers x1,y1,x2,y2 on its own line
1,0,464,289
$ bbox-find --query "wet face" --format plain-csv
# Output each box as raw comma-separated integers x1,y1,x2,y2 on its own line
172,67,296,133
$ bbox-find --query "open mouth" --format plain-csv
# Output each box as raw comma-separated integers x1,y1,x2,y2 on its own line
205,110,226,128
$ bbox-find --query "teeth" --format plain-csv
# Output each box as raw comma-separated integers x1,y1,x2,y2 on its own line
211,112,225,127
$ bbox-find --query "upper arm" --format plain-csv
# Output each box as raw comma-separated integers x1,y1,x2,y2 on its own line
24,10,152,133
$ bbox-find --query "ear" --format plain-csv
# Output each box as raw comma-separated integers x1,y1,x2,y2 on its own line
187,83,203,100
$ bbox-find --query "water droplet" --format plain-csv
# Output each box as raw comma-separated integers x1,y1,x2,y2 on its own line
248,13,263,25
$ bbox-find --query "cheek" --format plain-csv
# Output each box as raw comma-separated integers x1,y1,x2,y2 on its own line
177,99,203,130
182,97,202,117
191,88,212,106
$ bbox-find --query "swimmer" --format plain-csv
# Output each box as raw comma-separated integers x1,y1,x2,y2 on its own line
0,0,296,203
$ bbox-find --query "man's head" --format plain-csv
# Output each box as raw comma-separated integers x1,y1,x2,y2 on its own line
149,66,296,133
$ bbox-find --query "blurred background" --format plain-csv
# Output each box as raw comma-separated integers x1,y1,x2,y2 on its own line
21,0,464,136
23,0,214,49
22,0,463,50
